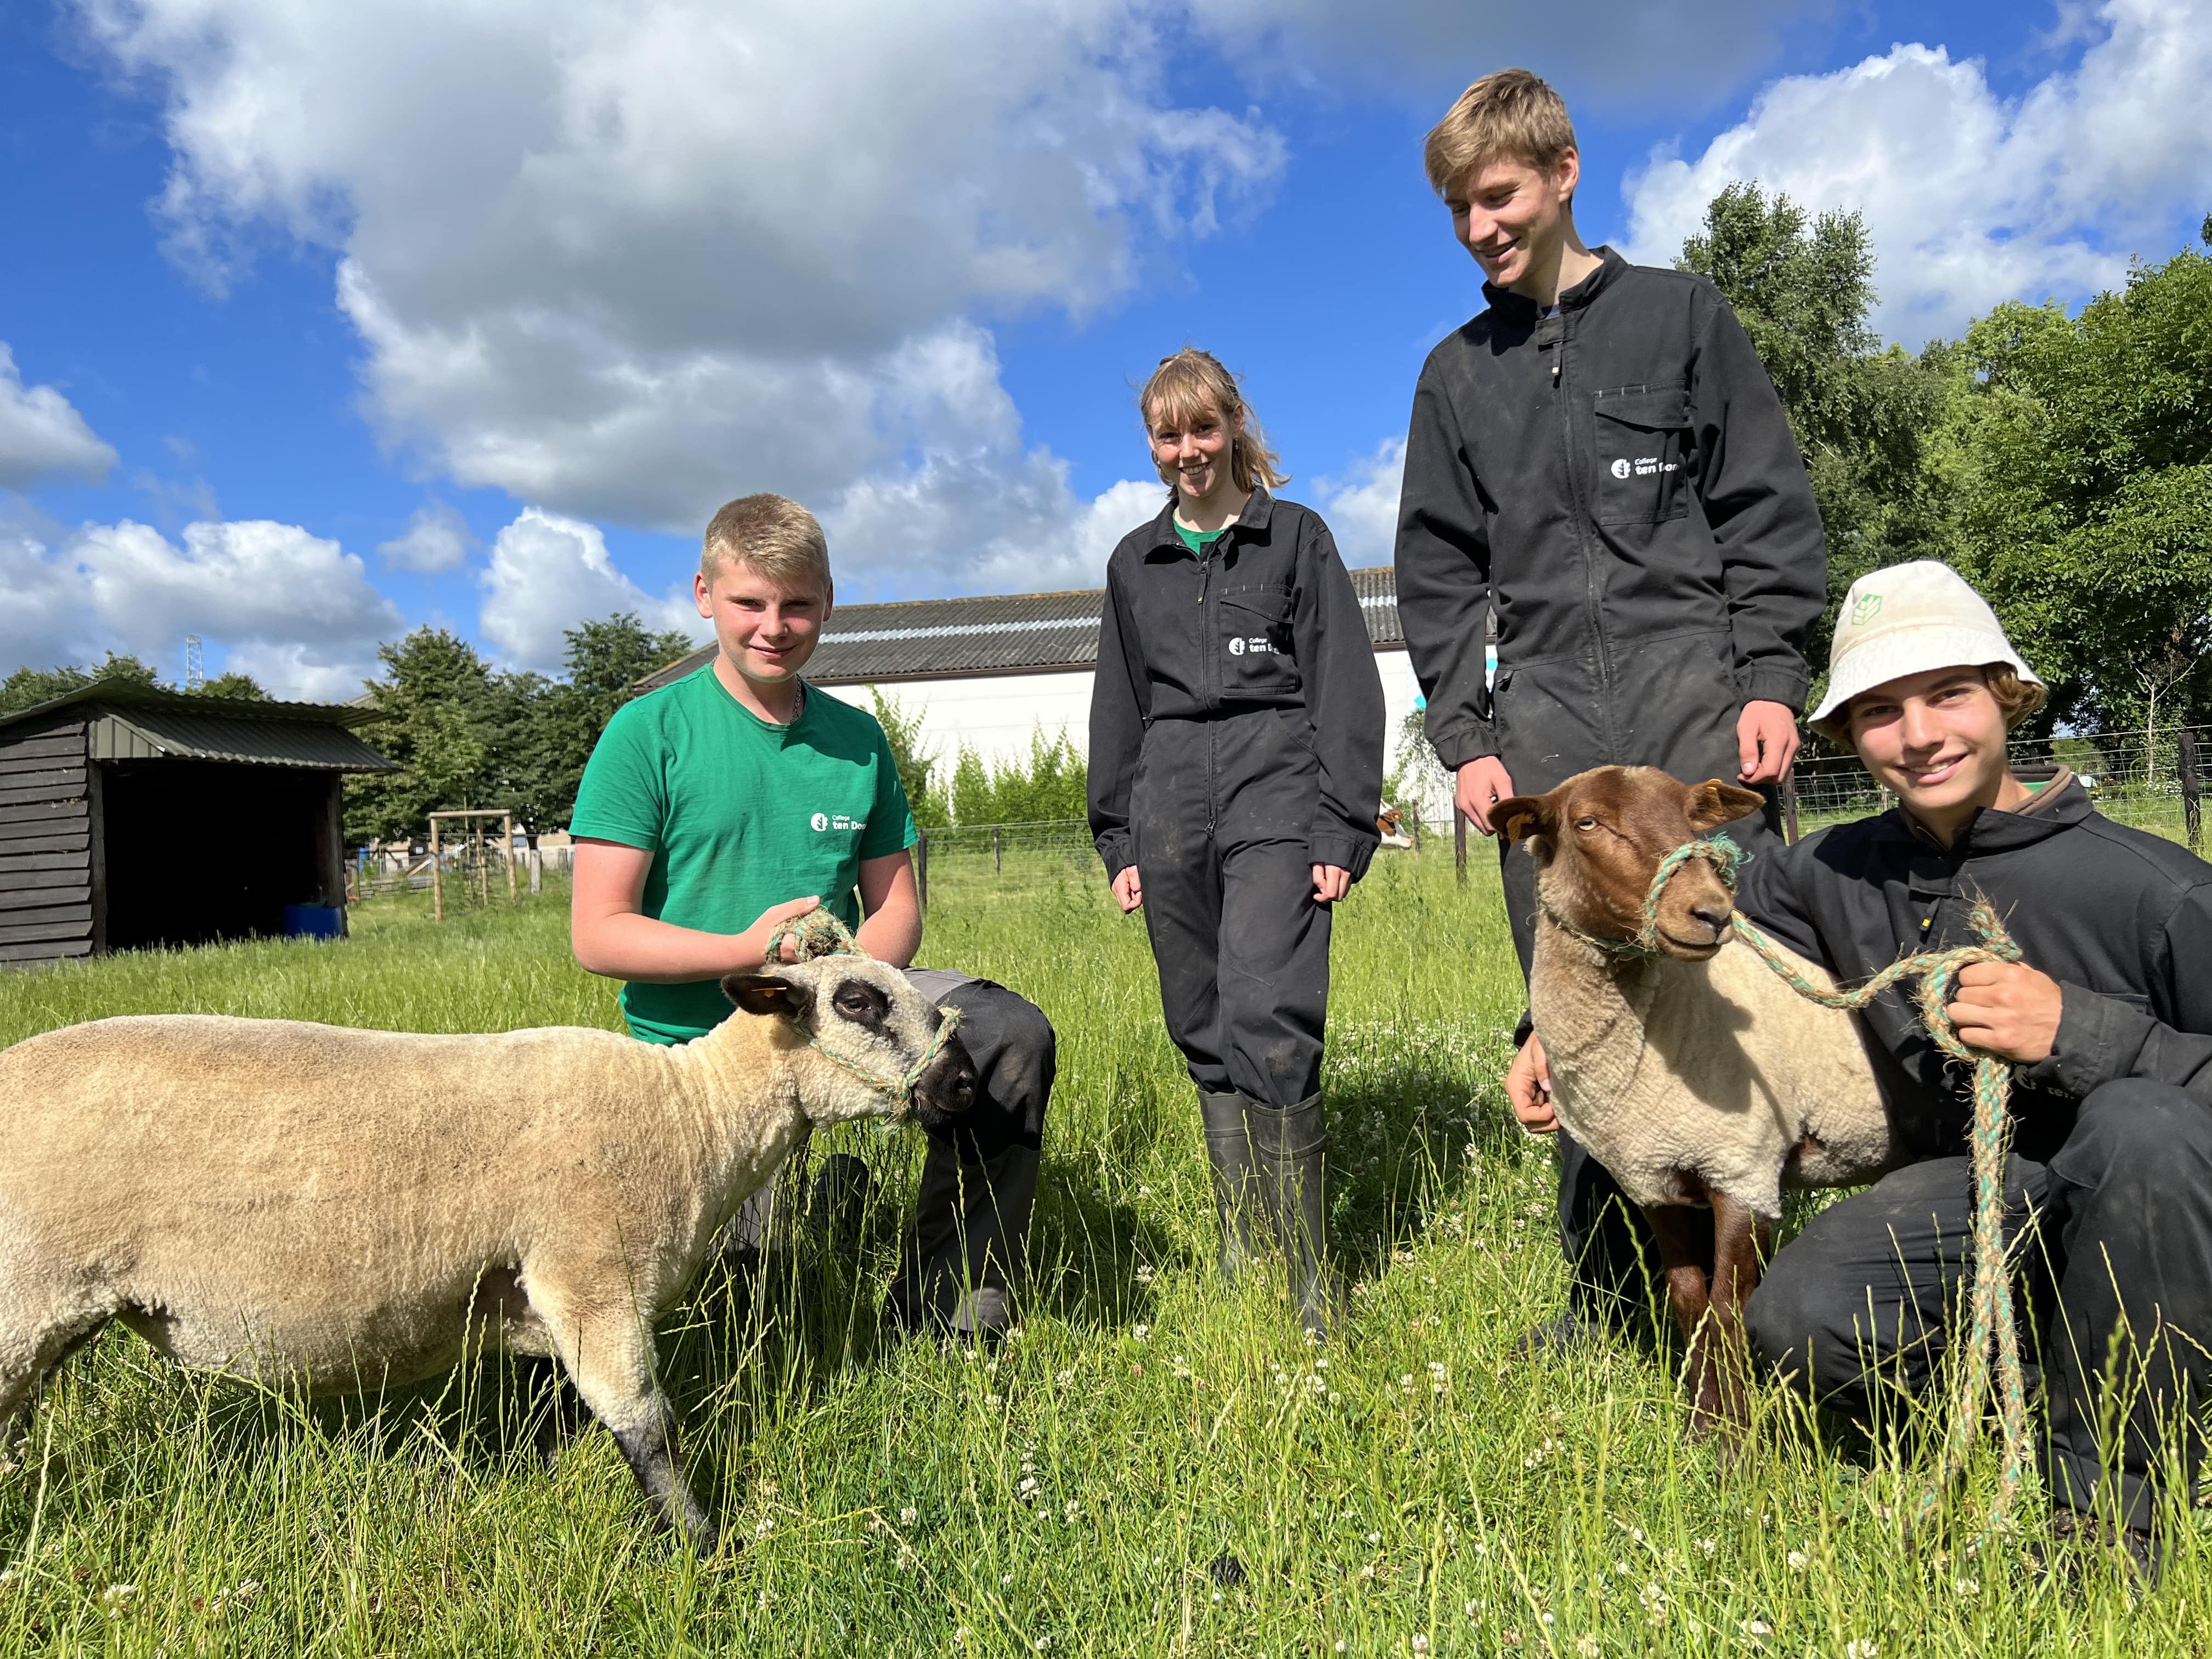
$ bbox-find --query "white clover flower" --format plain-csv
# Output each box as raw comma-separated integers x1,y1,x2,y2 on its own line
1576,1639,1600,1658
1845,1641,1880,1659
1018,1476,1039,1497
1742,1619,1773,1637
1056,1369,1075,1387
899,1505,918,1525
1412,1636,1430,1654
1786,1549,1808,1571
1172,1356,1192,1380
984,1393,1004,1407
1135,1265,1155,1285
1132,1324,1150,1341
754,1516,776,1539
1696,1537,1717,1557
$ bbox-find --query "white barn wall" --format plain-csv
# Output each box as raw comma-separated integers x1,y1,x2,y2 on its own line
821,647,1452,827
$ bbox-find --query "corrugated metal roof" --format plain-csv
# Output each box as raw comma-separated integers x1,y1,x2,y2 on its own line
87,708,397,771
637,566,1408,691
0,677,387,735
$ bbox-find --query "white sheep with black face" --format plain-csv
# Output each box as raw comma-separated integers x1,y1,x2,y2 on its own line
0,956,978,1552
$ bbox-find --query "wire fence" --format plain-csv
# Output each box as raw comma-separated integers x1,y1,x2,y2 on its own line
1788,725,2205,847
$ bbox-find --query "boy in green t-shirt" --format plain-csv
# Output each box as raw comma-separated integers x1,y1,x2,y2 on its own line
571,494,1054,1338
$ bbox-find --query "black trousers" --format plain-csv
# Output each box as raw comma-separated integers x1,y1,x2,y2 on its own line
1744,1079,2212,1529
737,971,1054,1331
1132,709,1331,1109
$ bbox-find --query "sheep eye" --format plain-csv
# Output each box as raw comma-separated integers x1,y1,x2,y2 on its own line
835,992,872,1017
1575,816,1600,831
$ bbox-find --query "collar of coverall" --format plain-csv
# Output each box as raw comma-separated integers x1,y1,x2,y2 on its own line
1141,486,1277,556
1482,244,1627,323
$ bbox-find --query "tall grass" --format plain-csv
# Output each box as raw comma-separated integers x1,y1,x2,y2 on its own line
1,851,2204,1654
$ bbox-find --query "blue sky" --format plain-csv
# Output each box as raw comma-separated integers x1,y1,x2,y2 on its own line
3,0,2207,698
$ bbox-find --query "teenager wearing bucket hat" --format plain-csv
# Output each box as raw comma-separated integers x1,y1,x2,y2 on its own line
1519,558,2212,1576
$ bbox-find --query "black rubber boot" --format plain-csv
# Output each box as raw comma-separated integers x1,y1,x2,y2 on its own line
1249,1091,1341,1341
1199,1088,1268,1283
885,1139,1040,1339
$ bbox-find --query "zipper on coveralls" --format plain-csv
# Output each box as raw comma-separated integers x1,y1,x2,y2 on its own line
1199,536,1220,831
1553,310,1617,749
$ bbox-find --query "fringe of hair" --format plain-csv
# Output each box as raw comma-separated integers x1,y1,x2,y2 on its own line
1138,349,1289,498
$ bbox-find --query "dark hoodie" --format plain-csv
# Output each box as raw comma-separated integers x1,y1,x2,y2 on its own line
1734,773,2212,1164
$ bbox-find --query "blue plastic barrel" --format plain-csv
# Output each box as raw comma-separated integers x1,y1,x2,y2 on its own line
282,904,345,940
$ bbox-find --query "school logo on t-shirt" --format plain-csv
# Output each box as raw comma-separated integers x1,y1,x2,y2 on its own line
810,811,861,832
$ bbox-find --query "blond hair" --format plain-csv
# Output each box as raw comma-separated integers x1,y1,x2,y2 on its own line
1814,663,2047,748
1423,69,1578,200
702,494,832,593
1139,349,1288,498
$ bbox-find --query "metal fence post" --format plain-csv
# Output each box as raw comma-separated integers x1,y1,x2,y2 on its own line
1453,807,1468,887
1780,766,1801,845
993,825,1001,875
915,831,929,912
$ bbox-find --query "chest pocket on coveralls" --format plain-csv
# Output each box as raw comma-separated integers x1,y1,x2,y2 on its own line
1217,585,1298,693
1592,386,1691,526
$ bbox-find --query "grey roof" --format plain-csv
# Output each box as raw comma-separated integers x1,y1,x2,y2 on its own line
0,678,387,732
87,707,396,771
637,566,1408,691
0,678,394,771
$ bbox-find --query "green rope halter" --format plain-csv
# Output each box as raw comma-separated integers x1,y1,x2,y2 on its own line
1594,834,2032,1531
758,911,963,1116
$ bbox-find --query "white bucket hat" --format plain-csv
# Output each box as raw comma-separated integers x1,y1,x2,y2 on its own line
1810,561,2040,726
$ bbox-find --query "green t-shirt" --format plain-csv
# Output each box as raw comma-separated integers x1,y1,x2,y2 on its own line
1175,521,1227,557
569,667,917,1045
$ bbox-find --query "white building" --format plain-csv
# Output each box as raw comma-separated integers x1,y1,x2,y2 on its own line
636,567,1458,823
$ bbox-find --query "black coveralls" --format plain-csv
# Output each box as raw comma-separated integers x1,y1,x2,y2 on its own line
1733,778,2212,1528
1088,492,1384,1108
1391,247,1826,1296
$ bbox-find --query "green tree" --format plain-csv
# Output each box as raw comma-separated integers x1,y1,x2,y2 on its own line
343,627,500,843
0,652,166,715
870,689,945,826
538,613,696,828
1678,183,1950,680
193,671,269,699
1944,230,2212,732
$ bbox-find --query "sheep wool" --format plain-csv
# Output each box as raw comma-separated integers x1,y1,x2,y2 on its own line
1531,921,1898,1221
0,956,975,1551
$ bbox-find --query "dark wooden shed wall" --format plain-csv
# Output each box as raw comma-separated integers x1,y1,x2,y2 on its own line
0,716,94,965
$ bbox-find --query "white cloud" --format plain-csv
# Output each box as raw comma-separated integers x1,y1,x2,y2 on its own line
0,515,401,698
1620,0,2212,343
0,343,119,490
1313,436,1406,571
1186,0,1816,110
81,0,1287,575
477,506,705,673
377,500,476,573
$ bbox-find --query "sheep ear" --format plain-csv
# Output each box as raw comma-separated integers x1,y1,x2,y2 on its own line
1686,779,1767,831
1493,794,1554,847
723,974,805,1018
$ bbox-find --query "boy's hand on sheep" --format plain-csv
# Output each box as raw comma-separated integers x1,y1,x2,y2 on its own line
1507,1034,1557,1133
743,895,825,966
1945,960,2063,1065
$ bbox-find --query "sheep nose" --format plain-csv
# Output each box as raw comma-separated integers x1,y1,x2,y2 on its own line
1689,900,1732,938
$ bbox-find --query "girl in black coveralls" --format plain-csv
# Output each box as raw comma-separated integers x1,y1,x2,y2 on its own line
1086,351,1385,1336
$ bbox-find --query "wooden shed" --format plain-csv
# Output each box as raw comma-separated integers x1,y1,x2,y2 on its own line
0,679,395,967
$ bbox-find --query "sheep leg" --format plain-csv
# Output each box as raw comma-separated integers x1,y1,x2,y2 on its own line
1702,1193,1771,1456
1644,1203,1725,1436
531,1284,717,1552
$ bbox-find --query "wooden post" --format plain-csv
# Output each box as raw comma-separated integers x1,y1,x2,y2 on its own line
915,832,929,912
504,812,517,901
477,821,489,908
1780,766,1802,845
993,825,1001,875
2181,727,2202,853
1453,806,1468,886
1409,803,1422,854
527,847,543,894
430,816,443,922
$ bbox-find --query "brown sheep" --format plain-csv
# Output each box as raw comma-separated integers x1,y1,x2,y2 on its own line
1497,766,1897,1440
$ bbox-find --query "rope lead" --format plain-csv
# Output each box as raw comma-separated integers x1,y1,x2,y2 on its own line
1610,836,2032,1529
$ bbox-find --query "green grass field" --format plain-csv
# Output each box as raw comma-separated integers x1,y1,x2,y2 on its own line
2,848,2205,1655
